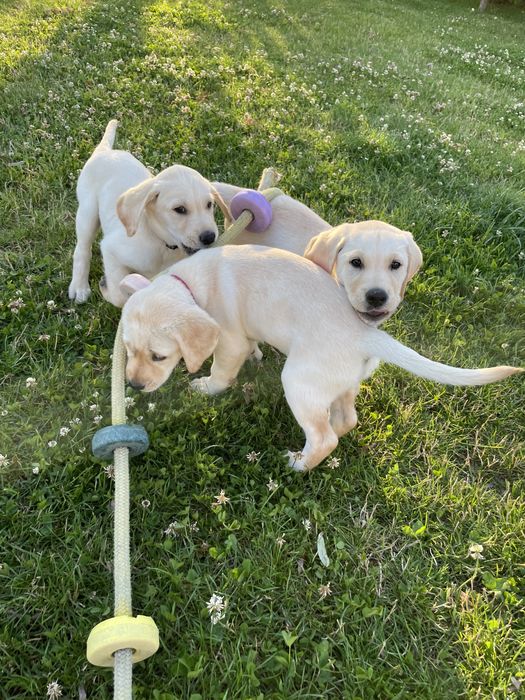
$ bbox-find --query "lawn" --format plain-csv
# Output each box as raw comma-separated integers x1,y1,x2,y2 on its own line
1,0,524,697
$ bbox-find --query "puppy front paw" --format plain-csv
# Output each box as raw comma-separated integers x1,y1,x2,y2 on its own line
190,377,213,394
68,281,91,303
286,450,308,472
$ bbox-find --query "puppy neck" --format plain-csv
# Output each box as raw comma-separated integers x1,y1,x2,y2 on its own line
171,273,195,301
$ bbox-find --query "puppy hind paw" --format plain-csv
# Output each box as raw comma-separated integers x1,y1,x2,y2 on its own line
286,450,307,472
249,345,263,362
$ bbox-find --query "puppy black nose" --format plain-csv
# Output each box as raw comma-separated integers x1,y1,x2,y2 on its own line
366,288,388,308
128,380,145,391
199,230,216,246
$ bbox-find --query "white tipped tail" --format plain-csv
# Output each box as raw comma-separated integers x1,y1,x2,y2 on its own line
364,330,522,386
95,119,119,151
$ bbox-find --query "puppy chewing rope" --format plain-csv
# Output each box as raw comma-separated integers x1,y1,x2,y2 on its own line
87,167,281,698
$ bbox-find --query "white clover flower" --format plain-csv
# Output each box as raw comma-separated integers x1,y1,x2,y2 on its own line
89,404,98,412
327,456,340,469
93,415,103,424
246,450,260,463
59,427,70,437
318,582,332,599
32,466,39,475
0,454,9,467
276,534,286,548
47,440,57,448
26,377,37,388
47,300,56,310
38,334,50,341
125,397,136,408
266,478,279,492
46,681,62,698
8,298,25,313
302,518,312,532
468,543,484,560
104,464,115,480
213,490,230,506
207,593,226,624
46,681,63,699
164,521,180,537
207,593,225,613
141,499,150,508
147,402,156,412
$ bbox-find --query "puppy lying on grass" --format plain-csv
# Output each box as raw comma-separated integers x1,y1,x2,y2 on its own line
120,246,520,472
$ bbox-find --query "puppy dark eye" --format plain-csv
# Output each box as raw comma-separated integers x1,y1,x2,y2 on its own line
173,206,187,215
207,201,213,209
350,258,363,269
151,353,167,362
390,261,402,270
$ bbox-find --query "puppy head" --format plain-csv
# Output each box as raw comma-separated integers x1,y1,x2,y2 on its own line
305,221,422,326
117,165,230,254
121,274,220,392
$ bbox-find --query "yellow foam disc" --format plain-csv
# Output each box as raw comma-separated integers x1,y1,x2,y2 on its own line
87,615,159,667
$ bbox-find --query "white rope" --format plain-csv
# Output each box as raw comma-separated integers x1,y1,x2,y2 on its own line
108,168,280,698
111,325,133,697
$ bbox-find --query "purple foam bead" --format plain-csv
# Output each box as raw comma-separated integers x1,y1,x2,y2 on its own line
230,190,273,233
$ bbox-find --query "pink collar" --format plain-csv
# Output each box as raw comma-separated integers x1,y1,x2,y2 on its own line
171,273,195,301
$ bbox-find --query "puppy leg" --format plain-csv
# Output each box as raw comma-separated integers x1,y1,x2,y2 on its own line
282,369,338,472
69,195,100,303
99,247,132,307
191,334,252,395
249,341,263,362
330,389,358,438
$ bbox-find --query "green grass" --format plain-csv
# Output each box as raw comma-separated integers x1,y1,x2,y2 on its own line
1,0,524,697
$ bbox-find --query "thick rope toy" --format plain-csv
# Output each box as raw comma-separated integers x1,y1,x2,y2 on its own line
86,168,281,698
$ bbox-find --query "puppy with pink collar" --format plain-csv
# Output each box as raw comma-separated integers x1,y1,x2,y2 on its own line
120,245,520,472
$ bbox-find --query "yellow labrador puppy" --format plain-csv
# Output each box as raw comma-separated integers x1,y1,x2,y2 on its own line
69,120,229,307
69,120,423,314
212,185,422,326
120,246,520,472
304,222,422,326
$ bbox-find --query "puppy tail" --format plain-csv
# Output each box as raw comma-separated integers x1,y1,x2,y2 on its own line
365,330,522,386
95,119,119,151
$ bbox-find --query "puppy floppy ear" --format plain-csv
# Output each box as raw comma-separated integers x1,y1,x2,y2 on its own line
304,228,346,273
170,307,220,374
120,273,152,296
117,178,159,237
400,233,423,298
211,186,231,227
